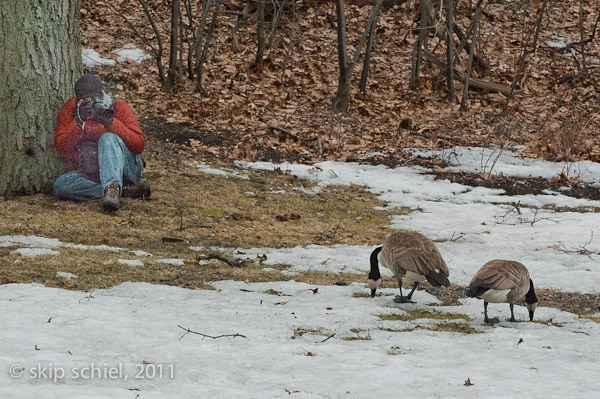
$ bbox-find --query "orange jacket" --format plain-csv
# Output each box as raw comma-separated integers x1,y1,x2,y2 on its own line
54,97,146,164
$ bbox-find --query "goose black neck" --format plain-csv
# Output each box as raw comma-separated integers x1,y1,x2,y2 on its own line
525,279,537,304
369,247,382,280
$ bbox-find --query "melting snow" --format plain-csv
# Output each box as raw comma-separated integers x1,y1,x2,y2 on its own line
155,259,185,266
411,146,600,185
111,44,152,64
56,272,78,280
81,49,116,68
117,259,144,267
1,282,599,398
10,248,60,257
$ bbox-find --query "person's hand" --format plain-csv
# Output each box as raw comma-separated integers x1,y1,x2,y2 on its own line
91,106,115,128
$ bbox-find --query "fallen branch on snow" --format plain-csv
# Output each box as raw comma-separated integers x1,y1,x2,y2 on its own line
178,325,247,340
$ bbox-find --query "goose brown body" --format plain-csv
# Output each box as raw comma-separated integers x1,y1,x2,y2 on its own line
467,259,538,322
379,232,450,285
368,231,450,303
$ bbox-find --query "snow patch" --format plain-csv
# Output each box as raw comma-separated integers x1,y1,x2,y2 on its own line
10,248,60,257
1,282,598,398
155,258,185,266
117,259,144,267
111,44,152,64
81,49,116,68
131,250,153,257
56,271,78,280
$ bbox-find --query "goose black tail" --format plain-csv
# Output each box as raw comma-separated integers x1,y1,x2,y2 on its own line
425,271,450,287
466,282,489,298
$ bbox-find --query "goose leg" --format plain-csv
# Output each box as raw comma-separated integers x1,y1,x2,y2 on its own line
394,277,416,303
483,301,500,324
508,304,518,322
406,281,419,300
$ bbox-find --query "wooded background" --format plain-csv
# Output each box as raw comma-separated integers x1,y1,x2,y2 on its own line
81,0,598,165
1,0,599,194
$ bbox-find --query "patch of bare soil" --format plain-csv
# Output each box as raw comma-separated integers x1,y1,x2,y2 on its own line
142,118,312,164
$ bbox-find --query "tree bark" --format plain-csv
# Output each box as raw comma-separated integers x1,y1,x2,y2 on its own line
195,0,221,93
168,0,180,89
410,0,430,89
333,0,351,112
461,0,482,111
334,0,384,111
0,0,82,195
359,17,377,94
253,0,266,72
446,0,456,102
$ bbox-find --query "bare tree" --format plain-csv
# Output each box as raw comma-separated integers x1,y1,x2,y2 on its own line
195,0,221,93
460,0,483,111
333,0,385,112
410,0,431,89
168,0,180,89
252,0,266,72
359,9,378,94
446,0,455,102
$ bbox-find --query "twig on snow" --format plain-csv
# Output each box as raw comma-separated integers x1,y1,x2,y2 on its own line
178,325,247,340
317,333,336,343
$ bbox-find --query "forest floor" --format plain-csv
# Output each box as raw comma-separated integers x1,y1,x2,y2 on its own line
79,0,600,166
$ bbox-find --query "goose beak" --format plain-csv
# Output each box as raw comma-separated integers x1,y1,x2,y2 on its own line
370,289,377,298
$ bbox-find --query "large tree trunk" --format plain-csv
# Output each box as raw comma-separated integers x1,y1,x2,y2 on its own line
0,0,82,195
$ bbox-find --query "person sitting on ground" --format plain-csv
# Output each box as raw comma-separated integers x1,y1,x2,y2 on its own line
53,74,150,211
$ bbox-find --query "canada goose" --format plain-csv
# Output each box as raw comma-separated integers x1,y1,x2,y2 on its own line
466,260,538,323
368,231,450,303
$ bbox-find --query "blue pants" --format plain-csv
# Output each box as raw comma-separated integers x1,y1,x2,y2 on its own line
54,133,144,201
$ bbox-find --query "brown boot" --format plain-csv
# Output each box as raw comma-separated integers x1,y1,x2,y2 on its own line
102,181,121,211
122,181,151,199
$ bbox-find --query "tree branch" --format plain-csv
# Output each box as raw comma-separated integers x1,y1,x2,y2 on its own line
178,325,247,340
423,50,512,96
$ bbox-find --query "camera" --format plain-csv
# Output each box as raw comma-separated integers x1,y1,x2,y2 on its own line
90,96,111,113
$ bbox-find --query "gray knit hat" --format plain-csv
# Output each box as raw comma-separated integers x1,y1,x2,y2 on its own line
74,74,103,100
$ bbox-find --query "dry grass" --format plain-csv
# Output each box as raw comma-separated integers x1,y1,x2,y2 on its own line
0,142,401,291
342,328,372,341
352,292,393,298
380,322,481,334
377,309,471,322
